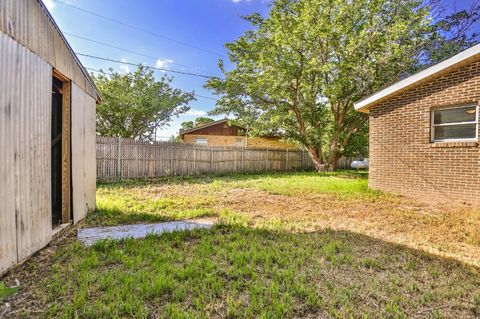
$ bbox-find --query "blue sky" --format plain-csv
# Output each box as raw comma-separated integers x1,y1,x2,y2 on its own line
43,0,479,139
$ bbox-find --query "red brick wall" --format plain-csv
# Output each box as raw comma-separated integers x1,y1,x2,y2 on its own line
369,61,480,204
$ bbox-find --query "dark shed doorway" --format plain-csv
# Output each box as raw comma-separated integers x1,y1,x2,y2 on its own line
51,77,63,227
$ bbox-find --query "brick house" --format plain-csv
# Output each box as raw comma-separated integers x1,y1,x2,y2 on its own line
179,119,297,149
354,45,480,204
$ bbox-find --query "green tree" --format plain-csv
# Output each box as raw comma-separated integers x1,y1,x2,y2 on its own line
194,116,215,127
180,121,195,131
206,0,436,170
424,1,480,66
180,117,215,131
94,66,195,141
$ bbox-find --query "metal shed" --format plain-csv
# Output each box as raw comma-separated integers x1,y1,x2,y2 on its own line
0,0,100,274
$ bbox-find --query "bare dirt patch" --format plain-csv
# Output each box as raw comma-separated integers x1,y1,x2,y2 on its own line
217,188,480,266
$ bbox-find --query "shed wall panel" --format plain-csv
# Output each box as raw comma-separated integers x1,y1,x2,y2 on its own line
0,33,52,272
84,94,97,212
0,1,98,274
72,83,87,223
14,36,52,262
0,0,98,100
0,32,19,272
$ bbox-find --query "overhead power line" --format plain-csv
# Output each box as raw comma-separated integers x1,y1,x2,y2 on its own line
63,32,220,77
53,0,225,57
85,67,219,102
77,53,218,79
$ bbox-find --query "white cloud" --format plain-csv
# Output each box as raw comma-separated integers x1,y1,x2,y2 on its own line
42,0,55,11
155,59,173,69
185,109,207,116
120,58,130,73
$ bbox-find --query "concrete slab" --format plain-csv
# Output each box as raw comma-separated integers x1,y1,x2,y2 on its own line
77,220,214,246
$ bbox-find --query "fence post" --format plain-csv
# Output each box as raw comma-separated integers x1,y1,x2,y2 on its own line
286,149,289,171
168,147,175,176
242,148,245,172
136,144,139,178
210,148,214,173
193,148,197,175
234,148,238,172
117,137,121,179
265,148,269,171
152,144,158,177
300,149,304,170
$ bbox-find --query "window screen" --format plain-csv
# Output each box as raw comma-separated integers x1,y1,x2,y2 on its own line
431,105,477,141
195,138,208,146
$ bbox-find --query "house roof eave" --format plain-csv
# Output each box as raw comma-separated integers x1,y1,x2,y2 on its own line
179,118,229,136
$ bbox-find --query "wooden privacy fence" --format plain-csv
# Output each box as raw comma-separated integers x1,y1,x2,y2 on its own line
96,136,317,180
337,156,356,170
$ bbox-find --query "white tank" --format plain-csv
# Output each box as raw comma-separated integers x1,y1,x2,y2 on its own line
351,158,369,169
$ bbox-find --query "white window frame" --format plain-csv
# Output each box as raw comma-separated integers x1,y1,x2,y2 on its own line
195,138,208,146
430,104,479,143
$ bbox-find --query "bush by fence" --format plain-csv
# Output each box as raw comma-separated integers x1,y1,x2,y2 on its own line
96,136,355,180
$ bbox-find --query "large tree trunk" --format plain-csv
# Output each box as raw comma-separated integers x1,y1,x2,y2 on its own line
306,146,328,172
328,150,341,171
327,117,360,171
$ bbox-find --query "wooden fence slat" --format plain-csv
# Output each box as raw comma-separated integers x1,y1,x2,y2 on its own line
95,136,354,180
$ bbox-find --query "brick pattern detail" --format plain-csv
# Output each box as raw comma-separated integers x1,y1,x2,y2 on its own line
369,62,480,204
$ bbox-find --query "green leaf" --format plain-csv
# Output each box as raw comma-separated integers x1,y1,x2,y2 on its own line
0,281,19,300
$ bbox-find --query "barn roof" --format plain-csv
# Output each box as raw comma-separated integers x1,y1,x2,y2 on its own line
354,43,480,113
36,0,100,102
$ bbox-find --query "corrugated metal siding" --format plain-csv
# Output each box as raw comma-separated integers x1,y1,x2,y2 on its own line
0,0,98,100
0,32,52,273
0,0,54,62
72,83,87,223
0,31,18,272
0,0,98,274
84,94,97,212
71,83,96,223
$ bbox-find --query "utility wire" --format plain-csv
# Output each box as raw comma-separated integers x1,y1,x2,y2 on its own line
64,32,220,77
53,0,225,57
85,67,219,102
77,53,219,79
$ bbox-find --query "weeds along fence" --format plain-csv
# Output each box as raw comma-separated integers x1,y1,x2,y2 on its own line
96,136,317,180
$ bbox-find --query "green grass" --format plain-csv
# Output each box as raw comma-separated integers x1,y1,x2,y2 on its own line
89,185,217,226
98,170,369,191
29,226,480,318
92,170,378,226
5,171,480,318
219,171,377,198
